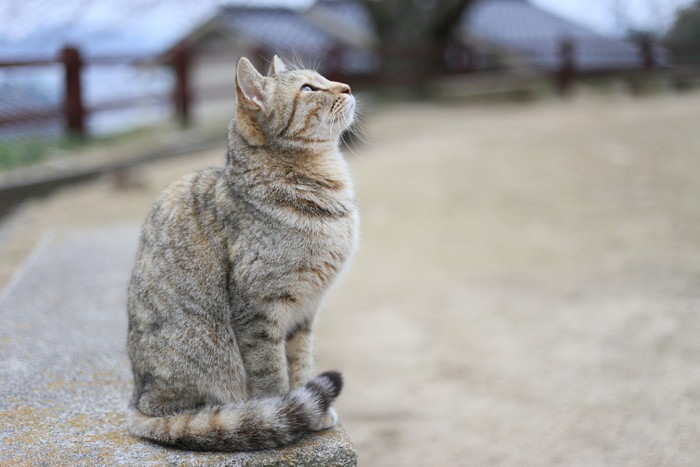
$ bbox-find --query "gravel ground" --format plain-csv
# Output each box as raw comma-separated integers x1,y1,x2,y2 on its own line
1,91,700,466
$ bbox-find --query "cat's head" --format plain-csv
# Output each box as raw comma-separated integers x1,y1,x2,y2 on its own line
234,56,355,147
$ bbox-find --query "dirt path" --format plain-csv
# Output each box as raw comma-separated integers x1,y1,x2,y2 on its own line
2,92,700,465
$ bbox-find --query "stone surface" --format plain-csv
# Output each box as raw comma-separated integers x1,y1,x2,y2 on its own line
0,227,357,466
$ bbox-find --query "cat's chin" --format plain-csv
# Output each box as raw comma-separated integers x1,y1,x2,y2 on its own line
332,95,355,129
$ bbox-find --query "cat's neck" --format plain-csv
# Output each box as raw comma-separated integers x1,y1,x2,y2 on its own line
226,131,353,198
227,128,344,173
229,123,339,157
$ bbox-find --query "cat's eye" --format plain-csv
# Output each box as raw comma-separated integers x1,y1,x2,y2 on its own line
301,84,318,92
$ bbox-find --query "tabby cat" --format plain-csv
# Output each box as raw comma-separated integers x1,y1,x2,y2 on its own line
126,56,358,451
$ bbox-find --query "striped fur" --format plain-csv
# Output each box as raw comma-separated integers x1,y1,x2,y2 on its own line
126,57,358,451
129,372,342,451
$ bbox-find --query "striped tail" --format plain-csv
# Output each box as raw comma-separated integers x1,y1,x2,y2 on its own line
129,371,343,451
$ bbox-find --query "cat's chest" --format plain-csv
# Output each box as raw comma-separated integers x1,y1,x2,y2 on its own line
230,211,357,307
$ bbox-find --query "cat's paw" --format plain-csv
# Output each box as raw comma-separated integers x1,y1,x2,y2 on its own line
311,407,338,431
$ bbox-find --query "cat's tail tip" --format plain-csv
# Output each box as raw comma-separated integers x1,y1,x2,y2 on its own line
317,370,343,399
304,371,343,415
305,371,343,432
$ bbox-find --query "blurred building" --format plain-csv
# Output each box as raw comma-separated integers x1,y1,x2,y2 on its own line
156,5,379,121
309,0,656,73
459,0,665,72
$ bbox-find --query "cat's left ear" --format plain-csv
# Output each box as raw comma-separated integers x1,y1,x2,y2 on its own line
236,57,272,115
268,55,288,76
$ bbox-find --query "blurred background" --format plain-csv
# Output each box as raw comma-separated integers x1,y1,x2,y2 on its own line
1,0,699,154
1,0,700,465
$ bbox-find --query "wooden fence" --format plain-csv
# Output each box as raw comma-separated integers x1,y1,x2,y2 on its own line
0,46,185,138
0,38,687,139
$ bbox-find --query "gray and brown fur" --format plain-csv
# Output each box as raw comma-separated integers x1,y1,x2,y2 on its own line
126,56,358,451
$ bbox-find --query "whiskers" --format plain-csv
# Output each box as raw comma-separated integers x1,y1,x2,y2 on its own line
260,52,321,74
288,51,322,73
338,103,369,158
307,99,369,159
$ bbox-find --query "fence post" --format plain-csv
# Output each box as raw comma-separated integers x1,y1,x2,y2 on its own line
640,38,655,69
62,46,85,137
462,44,476,73
172,46,191,127
443,42,475,73
557,38,575,96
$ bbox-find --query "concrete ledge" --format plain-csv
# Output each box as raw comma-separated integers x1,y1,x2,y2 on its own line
0,128,222,218
0,227,357,466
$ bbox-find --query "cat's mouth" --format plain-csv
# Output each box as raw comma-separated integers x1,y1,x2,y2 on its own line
331,95,355,129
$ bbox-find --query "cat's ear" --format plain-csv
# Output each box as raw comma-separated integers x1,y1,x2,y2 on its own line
236,57,271,114
268,55,287,76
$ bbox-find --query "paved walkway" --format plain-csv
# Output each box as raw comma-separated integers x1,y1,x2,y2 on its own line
0,227,356,466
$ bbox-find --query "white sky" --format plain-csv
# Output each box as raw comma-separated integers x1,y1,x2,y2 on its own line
530,0,694,35
0,0,695,43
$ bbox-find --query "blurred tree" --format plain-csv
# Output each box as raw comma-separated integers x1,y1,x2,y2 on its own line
609,0,686,39
358,0,475,87
663,0,700,63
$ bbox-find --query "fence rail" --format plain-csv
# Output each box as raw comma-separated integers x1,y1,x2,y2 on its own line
0,38,695,139
0,46,184,139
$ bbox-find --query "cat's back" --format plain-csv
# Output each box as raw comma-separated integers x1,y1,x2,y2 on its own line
129,167,229,312
147,167,224,227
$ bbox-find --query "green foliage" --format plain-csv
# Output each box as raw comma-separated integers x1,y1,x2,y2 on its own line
0,138,54,170
0,126,163,172
357,0,474,84
625,28,656,41
663,0,700,63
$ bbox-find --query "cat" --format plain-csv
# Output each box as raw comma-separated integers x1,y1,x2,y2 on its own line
126,55,358,451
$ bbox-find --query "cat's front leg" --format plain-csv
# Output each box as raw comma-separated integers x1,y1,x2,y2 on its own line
237,319,290,399
286,324,315,389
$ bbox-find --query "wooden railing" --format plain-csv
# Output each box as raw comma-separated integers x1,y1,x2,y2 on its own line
0,46,178,138
0,38,693,139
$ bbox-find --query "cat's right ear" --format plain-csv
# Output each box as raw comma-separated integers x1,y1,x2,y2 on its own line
236,58,270,114
268,55,288,76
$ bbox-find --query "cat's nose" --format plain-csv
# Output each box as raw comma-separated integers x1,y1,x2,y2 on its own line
340,84,351,95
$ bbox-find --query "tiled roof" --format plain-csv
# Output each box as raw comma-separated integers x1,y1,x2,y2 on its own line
309,0,375,38
461,0,649,71
308,0,655,72
217,7,335,63
215,5,379,76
